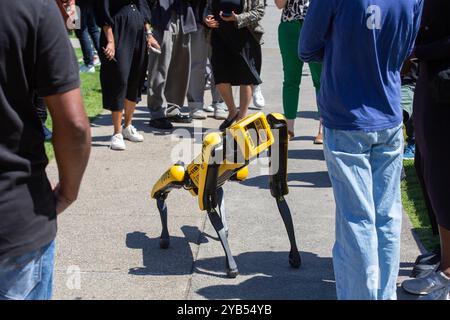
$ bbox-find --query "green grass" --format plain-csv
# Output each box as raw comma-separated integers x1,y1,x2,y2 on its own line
401,159,440,251
45,48,103,160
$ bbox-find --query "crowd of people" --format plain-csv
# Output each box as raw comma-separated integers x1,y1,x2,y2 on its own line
0,0,449,301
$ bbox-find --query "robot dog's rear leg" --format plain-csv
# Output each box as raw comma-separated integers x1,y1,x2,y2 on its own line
207,208,239,278
157,197,170,249
216,187,229,237
276,197,302,268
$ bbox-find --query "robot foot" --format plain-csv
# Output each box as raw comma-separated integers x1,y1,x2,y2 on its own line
289,249,301,269
227,267,239,278
160,237,170,249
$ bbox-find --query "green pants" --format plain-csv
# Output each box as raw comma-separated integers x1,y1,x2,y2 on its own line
278,20,322,120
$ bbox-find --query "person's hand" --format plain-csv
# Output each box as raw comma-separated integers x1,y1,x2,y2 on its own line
205,15,219,28
53,184,76,215
147,35,161,50
220,11,238,22
103,41,116,61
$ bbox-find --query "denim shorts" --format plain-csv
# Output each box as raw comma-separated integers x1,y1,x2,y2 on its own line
0,240,55,300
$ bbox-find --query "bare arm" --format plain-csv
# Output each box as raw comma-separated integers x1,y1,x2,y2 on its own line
102,26,115,60
275,0,287,10
45,88,91,214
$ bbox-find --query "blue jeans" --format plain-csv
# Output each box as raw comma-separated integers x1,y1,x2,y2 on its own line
0,241,55,300
323,125,403,300
75,1,100,66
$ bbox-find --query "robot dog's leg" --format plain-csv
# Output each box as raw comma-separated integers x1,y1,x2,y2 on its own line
276,197,302,268
157,196,170,249
207,208,238,278
216,187,229,237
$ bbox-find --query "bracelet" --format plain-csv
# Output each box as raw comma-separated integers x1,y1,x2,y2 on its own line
146,31,153,38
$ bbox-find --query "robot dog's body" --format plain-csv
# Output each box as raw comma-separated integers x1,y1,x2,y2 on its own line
151,112,301,278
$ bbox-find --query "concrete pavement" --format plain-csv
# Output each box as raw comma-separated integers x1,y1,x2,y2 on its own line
50,5,422,300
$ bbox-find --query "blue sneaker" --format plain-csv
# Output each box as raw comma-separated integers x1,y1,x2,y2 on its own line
42,124,52,141
404,143,415,160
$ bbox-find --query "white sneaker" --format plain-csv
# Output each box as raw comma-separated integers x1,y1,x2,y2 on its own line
122,125,144,142
253,85,265,109
110,133,126,150
214,102,228,120
93,55,101,67
203,105,214,113
79,64,95,74
190,108,207,120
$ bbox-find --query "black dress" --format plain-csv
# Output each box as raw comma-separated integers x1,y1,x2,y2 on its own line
413,0,450,231
95,0,151,111
210,0,262,86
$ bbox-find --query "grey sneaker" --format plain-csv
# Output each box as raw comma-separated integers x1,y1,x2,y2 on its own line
417,285,449,300
402,271,450,295
190,108,207,120
214,102,228,120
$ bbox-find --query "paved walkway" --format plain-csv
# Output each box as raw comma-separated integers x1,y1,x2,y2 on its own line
51,5,422,299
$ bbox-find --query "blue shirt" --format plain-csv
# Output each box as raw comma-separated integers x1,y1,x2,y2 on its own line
299,0,423,131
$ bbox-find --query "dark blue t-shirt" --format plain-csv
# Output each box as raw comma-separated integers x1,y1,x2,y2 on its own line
299,0,423,131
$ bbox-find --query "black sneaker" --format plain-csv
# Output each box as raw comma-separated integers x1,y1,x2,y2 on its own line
168,114,192,123
149,118,173,130
411,247,441,278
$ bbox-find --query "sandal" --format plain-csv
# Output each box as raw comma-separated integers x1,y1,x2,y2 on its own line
314,133,323,145
219,113,239,131
288,130,295,141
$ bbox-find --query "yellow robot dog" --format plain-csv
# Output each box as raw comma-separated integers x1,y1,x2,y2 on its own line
151,112,301,278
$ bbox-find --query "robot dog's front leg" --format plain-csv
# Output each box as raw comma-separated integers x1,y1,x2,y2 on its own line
151,163,186,250
156,196,170,249
216,187,229,237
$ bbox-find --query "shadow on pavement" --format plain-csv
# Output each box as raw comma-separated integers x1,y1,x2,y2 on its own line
194,251,336,300
126,226,337,299
297,110,320,120
241,172,331,189
288,148,325,161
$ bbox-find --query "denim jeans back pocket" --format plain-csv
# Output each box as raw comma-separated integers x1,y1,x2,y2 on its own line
0,250,43,300
325,127,371,155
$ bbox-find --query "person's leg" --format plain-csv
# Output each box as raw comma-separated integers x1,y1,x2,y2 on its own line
112,111,123,135
278,22,303,134
323,127,379,300
370,125,404,300
217,83,237,119
147,28,172,120
25,241,56,300
439,226,450,277
238,85,252,120
414,145,440,235
309,62,323,141
187,25,208,117
165,17,191,117
124,99,136,129
74,2,94,67
401,84,416,159
86,2,101,55
0,240,55,300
